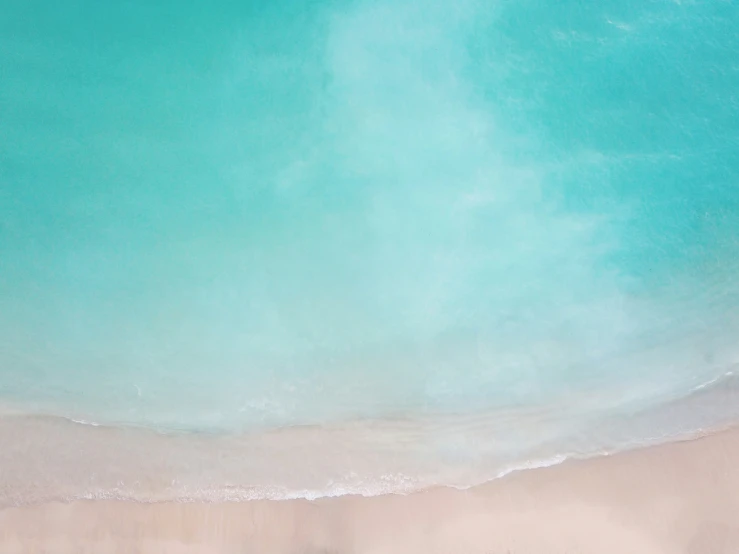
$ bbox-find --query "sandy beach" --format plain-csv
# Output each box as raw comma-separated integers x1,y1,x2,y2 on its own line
1,427,738,554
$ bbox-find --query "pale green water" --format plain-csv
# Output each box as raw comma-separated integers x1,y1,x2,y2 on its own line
1,0,738,445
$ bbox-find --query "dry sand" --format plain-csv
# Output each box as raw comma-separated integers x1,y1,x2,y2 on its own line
2,427,739,554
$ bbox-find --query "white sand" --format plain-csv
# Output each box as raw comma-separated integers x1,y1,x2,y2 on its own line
2,427,739,553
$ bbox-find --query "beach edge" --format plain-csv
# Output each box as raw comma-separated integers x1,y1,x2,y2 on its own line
2,426,739,553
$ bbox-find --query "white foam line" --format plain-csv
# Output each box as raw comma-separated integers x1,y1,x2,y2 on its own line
69,418,101,427
494,453,571,479
694,369,735,391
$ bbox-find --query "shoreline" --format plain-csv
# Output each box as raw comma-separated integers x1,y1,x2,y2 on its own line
3,426,739,553
3,371,739,509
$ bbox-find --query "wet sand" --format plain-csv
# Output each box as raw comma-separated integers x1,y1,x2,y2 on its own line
2,427,739,553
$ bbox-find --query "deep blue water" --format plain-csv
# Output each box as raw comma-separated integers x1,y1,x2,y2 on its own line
1,0,738,435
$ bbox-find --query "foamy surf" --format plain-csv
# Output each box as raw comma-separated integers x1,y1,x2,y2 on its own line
2,372,738,508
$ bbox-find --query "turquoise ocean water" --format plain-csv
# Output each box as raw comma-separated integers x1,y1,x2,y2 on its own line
1,0,739,503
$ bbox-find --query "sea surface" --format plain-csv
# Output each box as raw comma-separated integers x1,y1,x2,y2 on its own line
1,0,739,504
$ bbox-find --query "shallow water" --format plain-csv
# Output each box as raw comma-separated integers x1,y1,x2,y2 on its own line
2,373,739,507
1,0,739,500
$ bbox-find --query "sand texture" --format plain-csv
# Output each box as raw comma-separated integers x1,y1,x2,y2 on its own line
2,428,739,554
